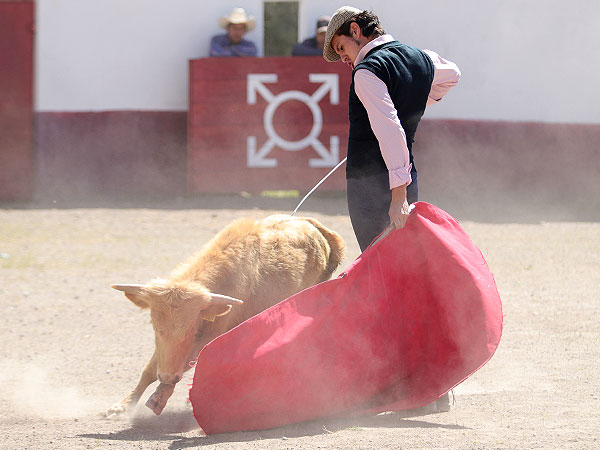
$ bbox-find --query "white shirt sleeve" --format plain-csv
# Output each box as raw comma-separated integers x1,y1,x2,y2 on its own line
354,68,412,190
423,49,461,106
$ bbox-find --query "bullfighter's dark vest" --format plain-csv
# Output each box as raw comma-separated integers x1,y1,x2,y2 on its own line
346,41,434,179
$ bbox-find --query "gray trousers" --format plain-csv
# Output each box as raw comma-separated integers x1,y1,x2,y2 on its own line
346,168,418,252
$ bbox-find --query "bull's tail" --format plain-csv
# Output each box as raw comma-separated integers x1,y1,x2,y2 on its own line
303,218,345,281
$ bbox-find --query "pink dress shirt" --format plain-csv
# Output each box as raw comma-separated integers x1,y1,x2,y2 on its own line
353,35,461,189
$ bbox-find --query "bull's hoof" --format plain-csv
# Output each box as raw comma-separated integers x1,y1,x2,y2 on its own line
105,402,130,419
145,383,175,415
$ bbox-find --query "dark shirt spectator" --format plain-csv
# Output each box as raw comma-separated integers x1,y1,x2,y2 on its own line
210,8,257,57
292,16,330,56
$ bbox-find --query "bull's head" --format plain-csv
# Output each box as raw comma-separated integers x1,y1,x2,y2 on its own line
112,280,243,385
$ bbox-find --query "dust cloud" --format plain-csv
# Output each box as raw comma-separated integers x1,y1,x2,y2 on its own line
0,359,104,419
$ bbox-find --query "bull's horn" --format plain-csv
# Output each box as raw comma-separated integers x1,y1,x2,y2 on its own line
210,293,244,305
111,284,145,294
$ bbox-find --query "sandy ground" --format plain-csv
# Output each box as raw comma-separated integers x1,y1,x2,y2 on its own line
0,194,598,449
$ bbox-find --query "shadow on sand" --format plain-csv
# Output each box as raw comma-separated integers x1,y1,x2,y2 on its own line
81,408,467,449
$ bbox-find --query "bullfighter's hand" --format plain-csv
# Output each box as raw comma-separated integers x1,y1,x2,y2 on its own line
389,184,411,229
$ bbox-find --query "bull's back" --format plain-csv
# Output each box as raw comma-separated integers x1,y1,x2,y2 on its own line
251,215,345,294
172,215,344,319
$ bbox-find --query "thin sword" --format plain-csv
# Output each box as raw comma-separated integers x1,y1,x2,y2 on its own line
290,157,347,216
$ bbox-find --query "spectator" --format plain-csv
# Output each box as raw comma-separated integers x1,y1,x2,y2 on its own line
292,16,330,56
210,8,257,57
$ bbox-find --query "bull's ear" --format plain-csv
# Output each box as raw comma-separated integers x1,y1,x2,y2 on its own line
111,284,150,309
198,293,243,322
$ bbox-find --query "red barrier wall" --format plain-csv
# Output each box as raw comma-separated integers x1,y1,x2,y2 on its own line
31,111,600,219
415,120,600,220
188,57,352,193
0,1,34,201
187,57,600,220
35,111,187,201
28,56,599,220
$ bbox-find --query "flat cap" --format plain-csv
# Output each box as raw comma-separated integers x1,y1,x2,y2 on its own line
323,6,361,62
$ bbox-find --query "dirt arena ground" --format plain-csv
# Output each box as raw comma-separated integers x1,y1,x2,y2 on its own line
1,194,598,449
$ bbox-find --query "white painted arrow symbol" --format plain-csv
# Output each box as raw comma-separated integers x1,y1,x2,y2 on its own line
246,73,341,168
309,74,339,104
247,136,276,167
247,74,277,104
310,136,340,167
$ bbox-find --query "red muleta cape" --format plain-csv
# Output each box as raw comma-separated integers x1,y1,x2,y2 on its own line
190,202,503,434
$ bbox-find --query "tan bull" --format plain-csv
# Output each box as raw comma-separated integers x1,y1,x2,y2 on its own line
106,214,345,416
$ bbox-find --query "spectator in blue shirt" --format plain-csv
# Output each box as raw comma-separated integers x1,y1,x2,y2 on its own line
292,16,330,56
210,8,257,57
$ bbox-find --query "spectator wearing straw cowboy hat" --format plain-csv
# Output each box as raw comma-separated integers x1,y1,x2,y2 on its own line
210,8,257,57
323,6,461,251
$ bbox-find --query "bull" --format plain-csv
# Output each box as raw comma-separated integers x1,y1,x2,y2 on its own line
106,214,345,416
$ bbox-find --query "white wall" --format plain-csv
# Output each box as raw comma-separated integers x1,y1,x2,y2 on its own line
37,0,600,123
36,0,264,111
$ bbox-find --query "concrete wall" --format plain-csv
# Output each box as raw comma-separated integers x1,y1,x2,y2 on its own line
36,0,600,124
27,1,600,219
36,0,265,111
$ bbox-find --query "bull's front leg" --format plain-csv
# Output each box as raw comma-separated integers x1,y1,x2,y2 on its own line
144,339,206,415
106,352,158,418
145,382,176,415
